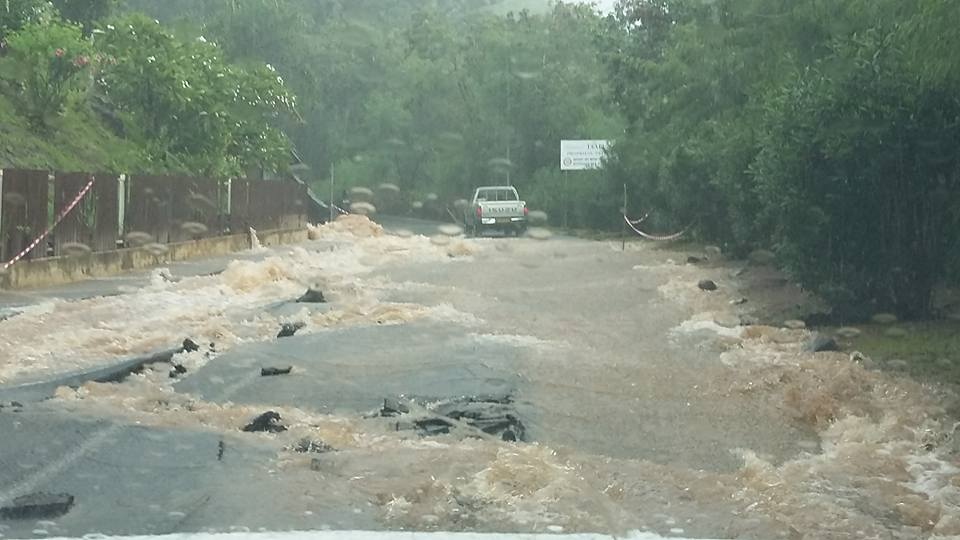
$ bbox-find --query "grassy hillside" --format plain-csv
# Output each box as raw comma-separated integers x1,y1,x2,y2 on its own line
0,92,153,173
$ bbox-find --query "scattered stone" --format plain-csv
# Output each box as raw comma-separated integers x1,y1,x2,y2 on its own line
730,297,748,306
697,279,718,292
309,458,325,472
804,334,838,353
277,322,306,339
182,338,200,353
871,313,899,325
686,256,705,264
217,440,225,461
11,401,23,408
241,411,287,433
0,493,75,520
297,288,326,304
291,438,334,454
168,364,187,378
260,366,293,377
704,246,722,257
835,327,862,339
748,249,777,266
884,327,909,338
783,320,807,330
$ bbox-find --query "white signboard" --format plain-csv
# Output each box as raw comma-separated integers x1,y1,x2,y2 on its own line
560,140,610,171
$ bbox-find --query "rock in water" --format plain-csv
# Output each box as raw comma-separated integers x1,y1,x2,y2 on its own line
0,493,74,519
242,411,287,433
260,366,293,377
783,320,807,330
277,322,306,338
804,334,838,353
297,288,326,304
698,280,718,291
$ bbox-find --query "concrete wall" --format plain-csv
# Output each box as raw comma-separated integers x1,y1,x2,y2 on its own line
0,227,309,290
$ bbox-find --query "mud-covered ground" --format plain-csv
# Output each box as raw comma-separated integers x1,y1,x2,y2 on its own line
1,216,958,539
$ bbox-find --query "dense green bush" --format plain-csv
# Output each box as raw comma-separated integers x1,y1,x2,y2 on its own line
1,20,92,126
94,14,295,176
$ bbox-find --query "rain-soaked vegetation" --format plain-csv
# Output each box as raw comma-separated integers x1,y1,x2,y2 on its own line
2,0,959,316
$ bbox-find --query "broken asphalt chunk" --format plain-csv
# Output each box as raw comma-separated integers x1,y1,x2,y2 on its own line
277,322,306,339
380,398,410,417
296,288,326,304
168,364,188,378
0,492,74,520
241,411,287,433
260,366,293,377
182,338,200,353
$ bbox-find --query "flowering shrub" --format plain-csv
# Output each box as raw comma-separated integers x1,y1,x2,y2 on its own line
3,21,92,126
95,14,296,176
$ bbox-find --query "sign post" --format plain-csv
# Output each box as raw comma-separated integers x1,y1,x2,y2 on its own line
560,140,610,230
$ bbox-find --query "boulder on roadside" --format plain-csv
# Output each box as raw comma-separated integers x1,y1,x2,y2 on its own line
835,327,862,339
871,313,898,325
804,334,838,353
698,279,718,292
884,327,908,338
783,319,807,330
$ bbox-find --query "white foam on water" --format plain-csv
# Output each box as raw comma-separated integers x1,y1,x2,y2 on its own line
0,217,468,384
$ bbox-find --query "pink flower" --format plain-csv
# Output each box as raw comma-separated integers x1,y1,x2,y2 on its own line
54,48,65,58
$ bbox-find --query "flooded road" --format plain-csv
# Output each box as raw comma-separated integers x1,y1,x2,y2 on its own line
1,216,958,539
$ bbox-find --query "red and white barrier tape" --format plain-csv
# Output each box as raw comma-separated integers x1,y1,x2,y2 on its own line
2,177,95,271
623,213,687,241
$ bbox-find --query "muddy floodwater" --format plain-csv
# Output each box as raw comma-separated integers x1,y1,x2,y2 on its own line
2,216,959,539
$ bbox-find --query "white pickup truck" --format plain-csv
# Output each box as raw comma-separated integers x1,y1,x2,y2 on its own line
464,186,528,236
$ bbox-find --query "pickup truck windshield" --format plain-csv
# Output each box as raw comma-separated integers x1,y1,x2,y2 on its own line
476,189,518,202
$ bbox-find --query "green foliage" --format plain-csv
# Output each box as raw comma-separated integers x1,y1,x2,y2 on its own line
601,0,960,317
1,20,92,127
0,0,56,40
94,14,295,176
51,0,116,30
752,30,960,318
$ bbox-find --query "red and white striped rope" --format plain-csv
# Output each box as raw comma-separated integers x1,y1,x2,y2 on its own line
2,177,96,271
623,213,687,241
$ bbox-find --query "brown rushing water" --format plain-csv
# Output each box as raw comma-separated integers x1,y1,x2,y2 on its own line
8,216,957,538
